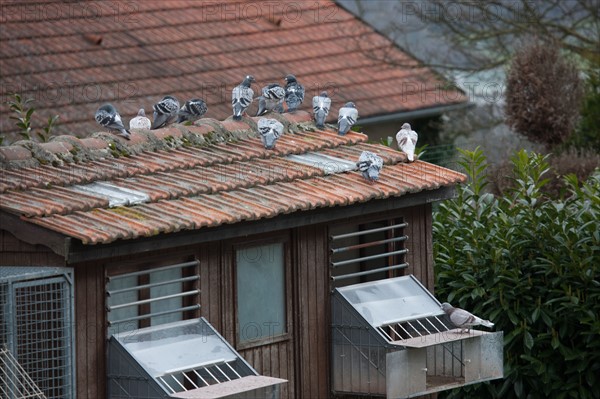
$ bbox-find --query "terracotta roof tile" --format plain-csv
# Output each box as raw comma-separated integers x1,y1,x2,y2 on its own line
0,111,466,244
1,0,466,140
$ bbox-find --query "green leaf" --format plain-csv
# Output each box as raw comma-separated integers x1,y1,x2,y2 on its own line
524,330,534,349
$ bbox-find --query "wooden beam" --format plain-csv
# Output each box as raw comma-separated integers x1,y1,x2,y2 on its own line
0,211,69,258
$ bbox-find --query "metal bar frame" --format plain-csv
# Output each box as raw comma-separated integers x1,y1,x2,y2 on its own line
331,263,408,281
106,260,199,281
330,222,408,240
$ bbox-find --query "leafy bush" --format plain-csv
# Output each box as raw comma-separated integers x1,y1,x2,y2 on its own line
434,148,600,399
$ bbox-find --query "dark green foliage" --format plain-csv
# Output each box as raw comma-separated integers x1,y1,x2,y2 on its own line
434,148,600,399
568,70,600,153
4,93,59,145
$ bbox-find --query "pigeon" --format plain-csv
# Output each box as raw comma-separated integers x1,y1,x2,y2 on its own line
396,123,419,162
177,98,208,123
129,108,151,130
312,91,331,128
94,103,130,140
284,74,305,112
151,95,180,130
232,75,255,120
337,102,358,135
441,302,495,333
257,118,284,149
256,83,286,116
356,151,383,182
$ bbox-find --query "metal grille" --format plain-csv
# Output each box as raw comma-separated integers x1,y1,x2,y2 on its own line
1,345,46,399
106,260,200,336
330,220,408,287
0,268,74,399
377,315,453,342
157,359,243,394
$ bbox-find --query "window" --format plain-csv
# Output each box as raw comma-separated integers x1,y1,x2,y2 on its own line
236,243,286,345
106,260,200,337
330,218,408,288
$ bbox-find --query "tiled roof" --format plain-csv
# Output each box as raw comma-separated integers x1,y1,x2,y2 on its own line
0,112,466,245
0,0,466,140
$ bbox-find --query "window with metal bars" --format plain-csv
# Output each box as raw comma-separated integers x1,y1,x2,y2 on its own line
330,218,408,288
105,260,200,337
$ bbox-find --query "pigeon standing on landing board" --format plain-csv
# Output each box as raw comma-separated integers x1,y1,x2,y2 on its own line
177,99,208,123
95,103,130,140
312,91,331,128
256,83,285,116
284,74,305,112
257,118,284,149
151,95,180,130
441,302,495,333
356,151,383,182
337,102,358,135
129,108,151,130
232,75,255,120
396,123,419,162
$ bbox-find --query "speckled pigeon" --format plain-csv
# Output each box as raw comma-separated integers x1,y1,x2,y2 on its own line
356,151,383,182
256,83,285,116
396,123,419,162
257,118,284,149
441,302,494,332
284,74,305,112
232,75,255,120
312,91,331,128
177,98,208,123
129,108,151,130
337,102,358,135
95,103,130,140
151,95,180,130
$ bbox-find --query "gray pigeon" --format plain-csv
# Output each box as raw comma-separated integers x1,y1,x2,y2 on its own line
177,98,208,123
232,75,255,120
312,91,331,128
256,83,285,116
356,151,383,182
257,118,284,149
95,103,130,140
441,302,495,332
284,74,305,112
396,123,418,162
337,102,358,135
129,108,151,130
151,95,180,130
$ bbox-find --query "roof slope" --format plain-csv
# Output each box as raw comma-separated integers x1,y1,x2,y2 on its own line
0,112,466,245
0,0,466,139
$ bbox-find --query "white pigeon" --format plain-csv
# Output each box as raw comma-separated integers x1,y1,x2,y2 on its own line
95,103,130,140
256,83,285,116
312,91,331,128
151,95,180,130
284,74,305,112
257,118,284,149
129,108,151,130
441,302,494,333
338,102,358,135
177,98,208,123
396,122,419,162
356,151,383,182
232,75,255,120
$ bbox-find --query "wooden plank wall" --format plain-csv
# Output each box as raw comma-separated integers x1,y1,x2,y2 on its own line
0,230,64,266
404,204,435,292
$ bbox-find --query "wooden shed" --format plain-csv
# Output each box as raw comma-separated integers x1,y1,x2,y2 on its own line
0,111,468,399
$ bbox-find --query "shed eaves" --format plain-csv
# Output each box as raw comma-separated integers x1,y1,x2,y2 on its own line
0,111,466,245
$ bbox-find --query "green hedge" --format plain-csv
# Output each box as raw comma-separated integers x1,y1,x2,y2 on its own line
433,148,600,399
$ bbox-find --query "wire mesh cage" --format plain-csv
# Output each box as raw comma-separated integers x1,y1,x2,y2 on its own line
0,267,74,399
1,345,46,399
331,275,503,398
108,317,286,399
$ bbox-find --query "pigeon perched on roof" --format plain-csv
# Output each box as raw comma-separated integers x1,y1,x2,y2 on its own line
256,83,285,116
232,75,255,120
94,103,130,140
151,95,180,130
396,123,418,162
356,151,383,182
284,74,305,112
337,102,358,136
177,98,208,124
312,91,331,128
129,108,151,130
441,302,495,333
257,118,284,149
